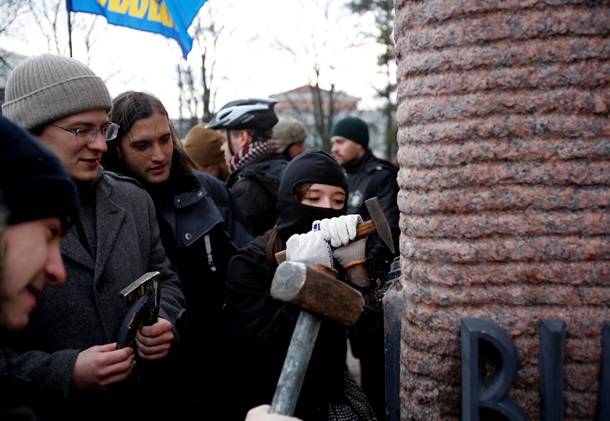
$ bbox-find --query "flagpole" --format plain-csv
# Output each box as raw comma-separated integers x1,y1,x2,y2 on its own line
66,7,73,57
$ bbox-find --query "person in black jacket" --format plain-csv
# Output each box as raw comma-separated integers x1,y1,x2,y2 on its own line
0,114,79,420
225,149,378,421
206,98,288,236
331,115,400,421
102,91,254,420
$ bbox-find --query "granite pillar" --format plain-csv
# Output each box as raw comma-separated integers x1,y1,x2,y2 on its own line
393,0,610,418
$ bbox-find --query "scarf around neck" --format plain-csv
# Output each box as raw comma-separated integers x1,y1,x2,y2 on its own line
229,140,277,174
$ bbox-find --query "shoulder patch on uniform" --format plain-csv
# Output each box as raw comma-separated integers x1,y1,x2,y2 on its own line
348,190,364,209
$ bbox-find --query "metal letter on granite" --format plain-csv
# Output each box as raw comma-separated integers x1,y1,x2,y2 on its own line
461,318,528,421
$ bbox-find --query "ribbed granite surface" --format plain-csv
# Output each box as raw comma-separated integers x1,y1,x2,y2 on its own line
393,0,610,418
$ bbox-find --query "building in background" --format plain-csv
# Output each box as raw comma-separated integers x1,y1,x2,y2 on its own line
0,49,27,106
271,85,390,158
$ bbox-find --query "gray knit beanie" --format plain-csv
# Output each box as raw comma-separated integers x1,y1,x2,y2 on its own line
329,115,369,148
2,54,112,130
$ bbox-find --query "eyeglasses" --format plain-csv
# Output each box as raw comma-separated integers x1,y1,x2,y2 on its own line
50,122,120,143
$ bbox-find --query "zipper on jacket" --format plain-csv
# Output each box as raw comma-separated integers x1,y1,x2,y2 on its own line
204,234,217,272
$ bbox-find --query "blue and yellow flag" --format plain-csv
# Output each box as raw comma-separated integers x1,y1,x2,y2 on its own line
66,0,206,59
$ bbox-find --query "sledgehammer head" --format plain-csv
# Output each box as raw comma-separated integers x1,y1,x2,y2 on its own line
271,262,364,327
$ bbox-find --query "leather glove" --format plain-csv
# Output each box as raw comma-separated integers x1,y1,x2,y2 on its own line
313,214,362,248
333,237,367,268
286,231,333,268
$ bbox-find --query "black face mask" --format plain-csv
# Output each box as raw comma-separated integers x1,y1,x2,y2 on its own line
276,149,348,241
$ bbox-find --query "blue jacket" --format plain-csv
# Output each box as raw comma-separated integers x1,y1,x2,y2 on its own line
155,171,252,322
152,170,253,415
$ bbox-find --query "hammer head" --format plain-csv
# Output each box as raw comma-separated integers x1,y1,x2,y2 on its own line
365,196,395,254
271,262,364,327
116,271,160,349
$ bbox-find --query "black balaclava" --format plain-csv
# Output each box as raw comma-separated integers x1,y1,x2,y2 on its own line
276,149,348,241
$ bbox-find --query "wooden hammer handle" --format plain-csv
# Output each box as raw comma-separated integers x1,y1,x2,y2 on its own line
275,219,375,264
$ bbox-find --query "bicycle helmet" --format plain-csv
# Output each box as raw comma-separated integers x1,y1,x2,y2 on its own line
206,98,279,131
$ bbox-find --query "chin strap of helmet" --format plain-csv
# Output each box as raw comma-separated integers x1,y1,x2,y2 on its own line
226,129,235,156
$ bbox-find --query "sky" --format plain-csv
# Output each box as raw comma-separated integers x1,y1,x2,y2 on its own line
0,0,390,119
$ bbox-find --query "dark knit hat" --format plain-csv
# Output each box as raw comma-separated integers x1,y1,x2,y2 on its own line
0,115,78,228
329,115,369,148
2,54,112,130
276,149,348,240
272,117,307,153
184,123,225,166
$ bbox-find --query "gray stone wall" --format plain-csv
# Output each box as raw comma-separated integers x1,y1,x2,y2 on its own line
393,0,610,418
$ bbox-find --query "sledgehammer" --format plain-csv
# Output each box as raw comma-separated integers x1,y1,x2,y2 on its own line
269,261,364,416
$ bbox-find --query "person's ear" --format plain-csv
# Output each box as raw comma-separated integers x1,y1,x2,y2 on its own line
355,142,366,155
115,143,123,159
239,130,251,148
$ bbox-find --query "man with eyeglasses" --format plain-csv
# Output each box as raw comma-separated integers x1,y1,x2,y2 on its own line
1,54,186,420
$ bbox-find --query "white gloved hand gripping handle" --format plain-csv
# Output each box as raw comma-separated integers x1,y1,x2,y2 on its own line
313,215,366,268
313,214,362,248
285,231,333,268
333,237,367,268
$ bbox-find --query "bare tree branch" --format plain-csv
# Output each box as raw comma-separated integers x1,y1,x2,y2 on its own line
270,0,359,150
0,0,31,38
175,2,235,124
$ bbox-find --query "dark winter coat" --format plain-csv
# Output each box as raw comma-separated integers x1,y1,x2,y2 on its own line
5,169,186,421
226,153,288,236
344,149,399,276
224,233,349,421
0,337,37,420
151,170,253,415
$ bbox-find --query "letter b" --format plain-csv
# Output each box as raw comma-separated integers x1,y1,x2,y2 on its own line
461,318,528,420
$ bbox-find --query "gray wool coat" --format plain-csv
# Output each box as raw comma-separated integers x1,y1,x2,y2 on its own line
6,170,186,419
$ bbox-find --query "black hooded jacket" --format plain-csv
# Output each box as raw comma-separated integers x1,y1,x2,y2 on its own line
224,150,362,420
226,152,288,236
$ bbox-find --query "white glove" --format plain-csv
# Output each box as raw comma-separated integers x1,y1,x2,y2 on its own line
313,214,362,248
333,238,367,268
245,404,303,421
286,231,333,268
